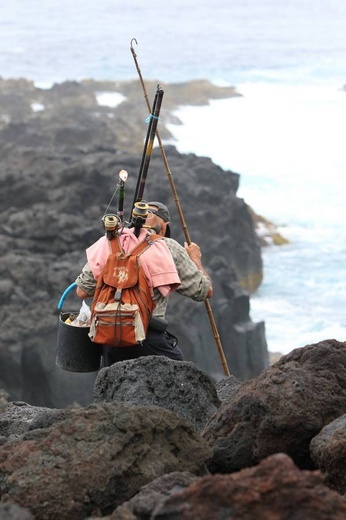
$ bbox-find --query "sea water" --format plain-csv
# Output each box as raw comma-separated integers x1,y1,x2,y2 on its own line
1,0,346,353
166,83,346,354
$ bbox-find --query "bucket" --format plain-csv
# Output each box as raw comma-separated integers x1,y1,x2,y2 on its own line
56,283,101,372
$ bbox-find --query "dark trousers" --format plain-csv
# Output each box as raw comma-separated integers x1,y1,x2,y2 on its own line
102,329,183,367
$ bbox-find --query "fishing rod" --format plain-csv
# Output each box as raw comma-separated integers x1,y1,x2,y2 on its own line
117,169,128,223
57,170,129,311
129,84,164,236
130,38,230,377
102,169,128,239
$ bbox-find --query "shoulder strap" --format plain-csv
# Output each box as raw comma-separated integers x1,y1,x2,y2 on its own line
109,236,123,255
108,233,163,257
131,234,163,257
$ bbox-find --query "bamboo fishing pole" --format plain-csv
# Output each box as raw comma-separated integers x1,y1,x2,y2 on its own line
130,38,230,377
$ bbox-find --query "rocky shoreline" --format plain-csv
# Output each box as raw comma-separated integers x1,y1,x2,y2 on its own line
0,77,272,407
1,77,345,520
1,339,346,519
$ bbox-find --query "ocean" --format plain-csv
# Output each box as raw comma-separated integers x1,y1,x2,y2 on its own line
1,0,346,354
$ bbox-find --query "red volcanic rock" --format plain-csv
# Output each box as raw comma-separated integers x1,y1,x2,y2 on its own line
311,413,346,494
203,339,346,472
0,403,211,520
152,453,346,520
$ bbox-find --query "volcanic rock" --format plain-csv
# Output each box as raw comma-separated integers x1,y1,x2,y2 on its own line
310,414,346,495
151,453,346,520
202,339,346,472
93,356,221,431
105,472,199,520
0,401,69,442
0,502,34,520
215,374,243,401
0,402,211,519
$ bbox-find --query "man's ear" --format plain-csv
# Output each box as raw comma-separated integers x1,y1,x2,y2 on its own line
161,221,169,236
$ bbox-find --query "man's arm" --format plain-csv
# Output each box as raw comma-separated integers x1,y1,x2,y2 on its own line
165,238,212,301
184,242,213,298
76,286,91,299
75,263,96,299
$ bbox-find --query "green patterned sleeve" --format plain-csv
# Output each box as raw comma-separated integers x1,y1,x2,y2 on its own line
165,238,210,302
75,262,97,296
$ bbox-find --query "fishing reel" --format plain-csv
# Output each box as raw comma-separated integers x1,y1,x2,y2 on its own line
102,213,122,239
131,201,149,227
131,201,150,237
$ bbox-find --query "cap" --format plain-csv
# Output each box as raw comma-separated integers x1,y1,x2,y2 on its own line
148,201,171,238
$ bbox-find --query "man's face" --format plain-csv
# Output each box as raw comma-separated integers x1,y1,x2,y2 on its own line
145,206,165,235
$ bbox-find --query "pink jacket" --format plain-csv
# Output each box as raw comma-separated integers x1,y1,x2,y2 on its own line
86,228,181,297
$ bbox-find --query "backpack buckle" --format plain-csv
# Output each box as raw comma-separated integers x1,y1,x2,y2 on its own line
114,289,122,301
146,234,160,246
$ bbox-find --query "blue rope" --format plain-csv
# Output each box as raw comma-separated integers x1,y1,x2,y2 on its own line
57,282,77,310
145,114,159,123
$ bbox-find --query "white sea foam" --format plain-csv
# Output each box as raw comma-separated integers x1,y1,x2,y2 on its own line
166,83,346,354
95,92,126,108
31,102,45,112
5,46,24,54
34,81,54,90
166,83,346,228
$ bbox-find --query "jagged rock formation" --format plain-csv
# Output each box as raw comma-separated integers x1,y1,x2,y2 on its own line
202,339,346,472
247,205,290,246
93,356,221,432
0,502,34,520
0,77,268,407
1,346,346,518
215,374,242,400
151,454,346,520
0,403,211,519
0,401,69,444
110,471,199,520
310,414,346,495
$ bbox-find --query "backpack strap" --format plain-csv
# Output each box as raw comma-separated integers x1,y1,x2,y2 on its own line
130,233,163,257
108,233,163,257
109,235,123,255
106,234,163,301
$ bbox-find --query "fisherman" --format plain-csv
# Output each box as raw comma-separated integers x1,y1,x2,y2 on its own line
75,201,212,366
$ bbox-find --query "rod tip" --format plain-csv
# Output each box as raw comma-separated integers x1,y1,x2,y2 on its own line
119,169,128,182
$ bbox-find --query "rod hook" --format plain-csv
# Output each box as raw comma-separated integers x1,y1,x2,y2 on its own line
130,38,138,54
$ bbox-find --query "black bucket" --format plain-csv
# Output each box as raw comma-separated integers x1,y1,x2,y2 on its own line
56,311,101,372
